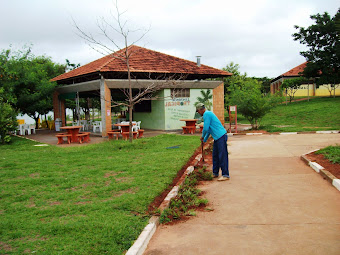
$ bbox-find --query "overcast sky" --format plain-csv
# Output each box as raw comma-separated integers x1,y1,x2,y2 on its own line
1,0,338,78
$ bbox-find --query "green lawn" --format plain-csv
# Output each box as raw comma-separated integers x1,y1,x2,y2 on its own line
0,135,200,254
235,97,340,132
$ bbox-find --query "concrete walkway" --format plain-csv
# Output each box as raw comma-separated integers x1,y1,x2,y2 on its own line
144,133,340,255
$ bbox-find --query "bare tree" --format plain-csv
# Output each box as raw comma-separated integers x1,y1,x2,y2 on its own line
323,83,340,98
73,0,185,142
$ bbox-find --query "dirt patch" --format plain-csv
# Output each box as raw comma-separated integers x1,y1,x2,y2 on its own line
113,188,137,197
305,152,340,179
49,201,61,206
74,201,92,205
0,241,13,252
104,171,122,178
29,173,40,178
115,177,134,183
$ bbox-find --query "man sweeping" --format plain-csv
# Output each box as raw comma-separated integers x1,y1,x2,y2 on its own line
196,103,230,181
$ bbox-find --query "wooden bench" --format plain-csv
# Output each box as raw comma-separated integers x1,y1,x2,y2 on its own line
107,131,121,140
76,132,90,144
121,131,138,140
138,129,144,138
182,126,196,134
55,133,72,144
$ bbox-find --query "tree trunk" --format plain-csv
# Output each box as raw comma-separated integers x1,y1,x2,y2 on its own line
126,47,133,143
45,114,49,129
307,84,310,101
34,116,39,129
129,105,133,142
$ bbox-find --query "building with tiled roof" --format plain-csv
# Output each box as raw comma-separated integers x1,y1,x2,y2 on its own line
52,45,231,135
52,45,231,83
270,61,339,97
270,62,307,94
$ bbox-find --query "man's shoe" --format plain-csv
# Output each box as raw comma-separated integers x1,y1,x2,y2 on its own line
217,176,230,181
213,175,219,178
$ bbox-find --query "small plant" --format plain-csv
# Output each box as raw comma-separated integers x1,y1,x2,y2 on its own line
315,145,340,164
159,167,212,224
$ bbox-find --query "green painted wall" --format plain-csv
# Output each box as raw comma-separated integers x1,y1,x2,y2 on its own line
133,90,165,130
164,89,213,130
133,89,214,130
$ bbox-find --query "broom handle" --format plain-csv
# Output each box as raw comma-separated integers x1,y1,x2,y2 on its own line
201,141,205,162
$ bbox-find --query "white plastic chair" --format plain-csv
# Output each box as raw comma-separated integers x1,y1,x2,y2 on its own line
88,120,93,131
132,121,142,132
132,121,140,132
22,124,32,135
72,120,80,126
80,120,87,131
16,124,24,135
29,124,36,135
92,121,102,133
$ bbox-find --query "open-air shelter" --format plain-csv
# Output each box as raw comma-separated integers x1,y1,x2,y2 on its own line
51,45,231,137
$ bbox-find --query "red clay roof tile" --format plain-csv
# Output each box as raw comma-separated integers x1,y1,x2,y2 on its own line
51,45,231,82
281,62,307,77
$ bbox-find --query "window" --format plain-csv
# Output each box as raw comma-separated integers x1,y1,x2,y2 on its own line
171,88,190,98
134,100,151,112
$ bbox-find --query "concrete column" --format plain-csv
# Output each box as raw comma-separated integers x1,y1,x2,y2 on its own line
100,76,112,137
213,82,225,125
270,84,274,94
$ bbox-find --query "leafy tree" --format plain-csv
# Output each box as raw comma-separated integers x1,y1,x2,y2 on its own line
0,54,18,144
0,50,18,143
282,77,307,103
293,9,340,92
230,79,282,129
65,59,81,71
251,77,272,94
0,96,17,144
2,46,66,128
222,62,247,107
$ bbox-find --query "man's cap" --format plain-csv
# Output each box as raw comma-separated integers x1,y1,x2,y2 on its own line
196,103,205,111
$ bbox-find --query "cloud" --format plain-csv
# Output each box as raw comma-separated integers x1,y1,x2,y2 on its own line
1,0,338,78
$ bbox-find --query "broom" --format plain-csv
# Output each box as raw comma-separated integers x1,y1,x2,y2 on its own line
201,140,205,162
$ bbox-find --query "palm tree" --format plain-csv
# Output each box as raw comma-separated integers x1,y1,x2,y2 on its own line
194,89,212,110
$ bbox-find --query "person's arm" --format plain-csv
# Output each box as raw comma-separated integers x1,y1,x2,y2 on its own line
202,113,211,142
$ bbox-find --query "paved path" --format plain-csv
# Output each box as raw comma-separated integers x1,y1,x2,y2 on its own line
144,133,340,255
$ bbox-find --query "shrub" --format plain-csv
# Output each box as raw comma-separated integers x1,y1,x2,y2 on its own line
230,79,282,129
0,99,17,144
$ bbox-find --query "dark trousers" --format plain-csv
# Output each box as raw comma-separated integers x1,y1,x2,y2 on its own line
212,134,230,177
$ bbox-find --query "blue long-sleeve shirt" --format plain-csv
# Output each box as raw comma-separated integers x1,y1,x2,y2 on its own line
202,111,226,142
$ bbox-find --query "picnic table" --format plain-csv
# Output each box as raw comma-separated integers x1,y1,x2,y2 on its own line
60,126,82,143
180,119,198,134
114,123,138,140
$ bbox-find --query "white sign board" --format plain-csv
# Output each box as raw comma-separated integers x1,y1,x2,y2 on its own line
230,106,236,112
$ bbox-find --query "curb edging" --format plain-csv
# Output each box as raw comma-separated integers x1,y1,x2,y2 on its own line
126,142,211,255
301,151,340,192
228,130,339,136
